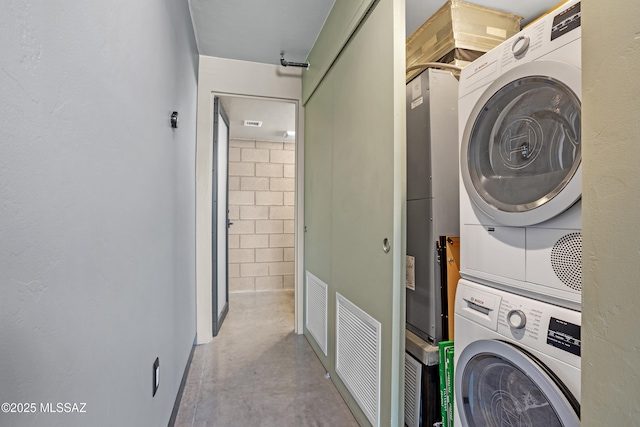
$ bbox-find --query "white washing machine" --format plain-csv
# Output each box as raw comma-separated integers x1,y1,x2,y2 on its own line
454,279,581,426
458,0,583,310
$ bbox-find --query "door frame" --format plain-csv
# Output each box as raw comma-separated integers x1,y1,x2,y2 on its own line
195,83,304,344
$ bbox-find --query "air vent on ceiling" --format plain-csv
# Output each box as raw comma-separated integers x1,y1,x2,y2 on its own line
336,293,381,427
306,271,328,356
243,120,262,127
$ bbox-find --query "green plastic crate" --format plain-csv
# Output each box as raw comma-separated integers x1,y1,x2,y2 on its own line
438,341,455,427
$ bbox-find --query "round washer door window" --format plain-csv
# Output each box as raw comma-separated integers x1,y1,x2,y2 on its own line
455,340,580,427
461,61,581,226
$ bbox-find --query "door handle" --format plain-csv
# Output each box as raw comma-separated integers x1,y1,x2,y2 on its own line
227,219,234,228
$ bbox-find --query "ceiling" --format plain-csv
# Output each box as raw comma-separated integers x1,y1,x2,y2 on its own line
219,96,296,143
189,0,561,141
188,0,336,65
189,0,562,66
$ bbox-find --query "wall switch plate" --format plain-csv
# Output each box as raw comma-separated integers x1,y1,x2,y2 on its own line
153,357,160,397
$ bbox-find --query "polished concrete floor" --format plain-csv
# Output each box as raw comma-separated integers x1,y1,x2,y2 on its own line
175,290,359,427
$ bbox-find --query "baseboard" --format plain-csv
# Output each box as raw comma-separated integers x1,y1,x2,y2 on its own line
168,336,197,427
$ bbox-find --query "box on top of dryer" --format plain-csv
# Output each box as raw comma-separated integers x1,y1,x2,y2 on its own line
406,0,522,82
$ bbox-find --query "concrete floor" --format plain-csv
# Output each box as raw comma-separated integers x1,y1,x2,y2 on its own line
174,290,359,427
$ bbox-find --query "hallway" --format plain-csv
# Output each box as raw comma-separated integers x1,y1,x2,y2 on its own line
174,291,359,426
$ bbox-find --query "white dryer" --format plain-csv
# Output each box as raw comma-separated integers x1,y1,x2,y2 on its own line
458,1,582,310
454,279,581,427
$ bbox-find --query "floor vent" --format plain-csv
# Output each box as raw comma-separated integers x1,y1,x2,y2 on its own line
305,271,328,356
404,353,422,427
336,293,381,427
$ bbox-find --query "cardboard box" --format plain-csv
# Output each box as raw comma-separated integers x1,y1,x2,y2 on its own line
406,0,522,81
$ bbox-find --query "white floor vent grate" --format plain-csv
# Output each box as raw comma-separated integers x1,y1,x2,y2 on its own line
335,293,381,427
404,353,422,427
305,271,328,355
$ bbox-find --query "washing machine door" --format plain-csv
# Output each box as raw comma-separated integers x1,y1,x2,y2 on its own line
455,340,580,427
461,61,581,226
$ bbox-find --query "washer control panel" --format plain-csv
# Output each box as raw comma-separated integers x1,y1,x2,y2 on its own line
457,280,581,367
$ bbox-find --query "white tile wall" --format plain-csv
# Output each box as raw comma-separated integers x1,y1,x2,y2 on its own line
240,234,269,249
256,191,283,206
240,206,269,220
283,247,295,262
228,139,296,293
283,220,295,234
229,191,255,206
229,249,255,263
242,148,270,163
256,163,283,177
229,162,255,176
229,147,241,162
257,141,284,150
256,248,284,263
241,177,270,191
283,275,295,289
269,206,294,220
270,178,295,192
228,176,241,191
283,192,295,206
256,220,284,234
270,150,295,164
284,164,295,178
256,276,284,291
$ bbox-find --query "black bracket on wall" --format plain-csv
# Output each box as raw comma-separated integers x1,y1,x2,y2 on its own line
280,52,309,69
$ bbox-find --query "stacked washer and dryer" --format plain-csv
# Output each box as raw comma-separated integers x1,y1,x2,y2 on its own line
454,1,583,426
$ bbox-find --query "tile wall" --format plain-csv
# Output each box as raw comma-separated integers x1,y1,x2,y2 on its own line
228,139,296,292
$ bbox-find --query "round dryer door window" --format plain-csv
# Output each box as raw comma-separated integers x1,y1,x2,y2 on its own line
461,61,582,226
455,340,580,427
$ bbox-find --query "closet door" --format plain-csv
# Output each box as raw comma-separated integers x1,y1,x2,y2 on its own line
303,0,406,425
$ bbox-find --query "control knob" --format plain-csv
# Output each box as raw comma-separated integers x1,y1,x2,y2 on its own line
512,35,530,57
507,309,527,329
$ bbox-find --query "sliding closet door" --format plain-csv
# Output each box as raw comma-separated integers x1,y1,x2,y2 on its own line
303,0,406,425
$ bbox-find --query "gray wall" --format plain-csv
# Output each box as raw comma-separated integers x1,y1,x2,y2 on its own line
0,0,198,426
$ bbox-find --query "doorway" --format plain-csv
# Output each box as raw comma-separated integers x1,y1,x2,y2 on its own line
213,95,298,333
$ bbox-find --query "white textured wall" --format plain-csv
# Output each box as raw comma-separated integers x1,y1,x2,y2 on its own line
582,1,640,424
195,56,304,342
228,139,296,293
0,0,198,426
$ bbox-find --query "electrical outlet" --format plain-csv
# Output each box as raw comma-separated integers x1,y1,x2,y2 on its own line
152,357,160,397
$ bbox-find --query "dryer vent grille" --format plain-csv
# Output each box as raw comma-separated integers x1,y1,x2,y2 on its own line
551,232,582,292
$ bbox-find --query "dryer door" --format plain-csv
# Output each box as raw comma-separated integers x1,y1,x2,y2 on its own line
460,61,581,226
455,340,580,427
